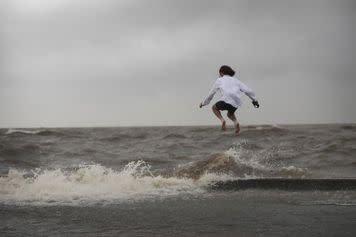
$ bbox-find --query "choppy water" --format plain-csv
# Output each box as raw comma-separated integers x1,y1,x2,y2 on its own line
1,124,356,236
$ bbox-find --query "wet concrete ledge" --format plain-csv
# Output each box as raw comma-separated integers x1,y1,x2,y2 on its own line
211,178,356,191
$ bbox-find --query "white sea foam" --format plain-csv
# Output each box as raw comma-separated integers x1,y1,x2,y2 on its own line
0,141,310,206
0,161,230,206
224,141,268,171
5,128,44,135
225,141,308,177
278,166,307,178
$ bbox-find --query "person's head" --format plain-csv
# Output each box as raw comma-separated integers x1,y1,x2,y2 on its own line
219,65,235,77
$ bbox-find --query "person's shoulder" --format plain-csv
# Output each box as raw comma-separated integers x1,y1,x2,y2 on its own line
224,75,239,82
215,77,223,83
232,76,242,83
230,75,239,80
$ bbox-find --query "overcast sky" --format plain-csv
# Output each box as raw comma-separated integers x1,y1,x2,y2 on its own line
1,0,355,127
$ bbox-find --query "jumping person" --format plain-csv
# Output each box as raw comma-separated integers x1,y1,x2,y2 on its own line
199,65,259,134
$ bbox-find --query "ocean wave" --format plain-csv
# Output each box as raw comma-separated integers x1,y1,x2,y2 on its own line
241,125,289,137
2,160,354,206
5,128,59,136
175,153,239,179
275,166,309,178
305,201,356,206
0,161,229,206
6,128,43,135
0,144,41,157
99,133,148,142
340,125,356,130
174,142,308,179
163,133,187,139
312,139,356,154
224,142,308,178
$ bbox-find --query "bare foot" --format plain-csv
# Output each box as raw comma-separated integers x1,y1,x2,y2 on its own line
221,120,226,131
235,123,240,134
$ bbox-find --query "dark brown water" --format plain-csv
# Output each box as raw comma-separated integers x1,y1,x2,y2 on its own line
0,124,356,236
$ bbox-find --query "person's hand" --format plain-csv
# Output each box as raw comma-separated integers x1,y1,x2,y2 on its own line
199,103,203,108
252,100,259,108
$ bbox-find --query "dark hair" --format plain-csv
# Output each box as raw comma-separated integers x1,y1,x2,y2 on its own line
219,65,235,76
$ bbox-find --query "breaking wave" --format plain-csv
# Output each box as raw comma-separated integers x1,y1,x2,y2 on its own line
1,156,354,206
0,161,230,206
5,128,59,136
0,140,314,206
223,141,308,178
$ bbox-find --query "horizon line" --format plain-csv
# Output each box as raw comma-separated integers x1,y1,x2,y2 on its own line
1,122,355,130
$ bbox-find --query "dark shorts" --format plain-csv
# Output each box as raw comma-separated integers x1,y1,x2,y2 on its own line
215,101,237,113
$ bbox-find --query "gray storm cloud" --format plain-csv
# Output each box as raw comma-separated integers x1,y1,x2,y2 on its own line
1,0,355,127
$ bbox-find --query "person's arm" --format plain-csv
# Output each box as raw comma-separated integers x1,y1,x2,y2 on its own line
239,81,260,108
239,81,257,101
200,79,219,107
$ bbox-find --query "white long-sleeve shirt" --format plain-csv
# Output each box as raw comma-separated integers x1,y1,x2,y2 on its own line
201,75,257,108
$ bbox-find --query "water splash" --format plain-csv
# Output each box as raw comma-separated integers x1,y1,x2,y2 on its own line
0,161,228,206
225,141,308,178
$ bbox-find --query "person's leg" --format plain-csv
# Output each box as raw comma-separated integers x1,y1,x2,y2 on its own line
227,111,240,134
212,104,226,130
